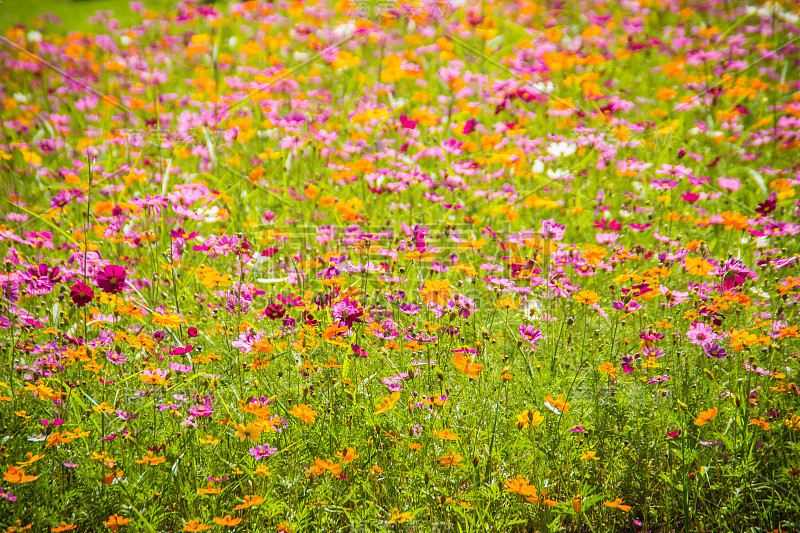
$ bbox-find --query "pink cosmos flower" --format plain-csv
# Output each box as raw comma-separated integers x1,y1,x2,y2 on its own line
96,264,127,294
717,177,741,191
686,322,718,345
70,280,94,307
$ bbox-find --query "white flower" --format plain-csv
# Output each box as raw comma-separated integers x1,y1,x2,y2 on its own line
197,205,223,223
546,168,570,180
531,159,544,174
750,287,770,299
333,22,355,39
228,37,238,48
530,82,554,94
12,93,28,103
26,31,42,42
120,35,132,46
294,51,309,62
546,141,577,158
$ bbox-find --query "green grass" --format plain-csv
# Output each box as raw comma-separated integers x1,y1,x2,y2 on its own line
0,0,167,31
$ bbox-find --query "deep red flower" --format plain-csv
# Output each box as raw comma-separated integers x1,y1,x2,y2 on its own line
96,265,127,294
263,303,285,320
70,281,94,307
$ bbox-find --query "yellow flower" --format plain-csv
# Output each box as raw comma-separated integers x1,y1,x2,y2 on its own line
495,297,520,310
684,256,715,276
375,391,401,414
387,508,414,524
16,453,45,467
515,410,544,429
152,312,183,327
580,449,599,461
199,434,220,445
784,415,800,430
235,422,262,442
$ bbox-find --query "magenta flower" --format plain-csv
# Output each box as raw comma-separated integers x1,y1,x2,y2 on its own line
249,444,277,459
96,264,127,294
702,342,727,359
70,280,94,307
518,325,543,347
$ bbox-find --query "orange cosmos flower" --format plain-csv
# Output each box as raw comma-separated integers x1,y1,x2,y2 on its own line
572,494,583,513
197,482,221,495
51,522,77,533
450,353,483,379
750,418,771,431
544,394,571,414
504,475,538,497
103,515,131,532
720,211,749,231
3,465,39,484
604,498,632,512
419,280,453,306
573,290,600,305
597,362,619,377
134,451,166,466
438,452,462,467
432,429,459,440
182,519,211,532
290,404,317,424
234,495,264,510
212,516,242,527
695,407,718,426
335,447,360,463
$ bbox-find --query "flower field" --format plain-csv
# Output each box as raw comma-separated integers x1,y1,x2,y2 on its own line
1,0,800,531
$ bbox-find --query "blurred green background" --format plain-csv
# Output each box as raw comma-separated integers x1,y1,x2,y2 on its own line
0,0,173,31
